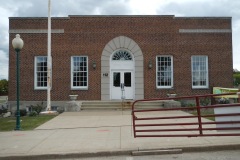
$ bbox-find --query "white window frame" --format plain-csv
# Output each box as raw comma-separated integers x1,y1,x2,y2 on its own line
34,56,48,90
71,56,88,90
191,56,209,89
156,55,173,89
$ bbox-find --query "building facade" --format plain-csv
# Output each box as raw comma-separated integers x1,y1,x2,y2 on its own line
8,15,233,109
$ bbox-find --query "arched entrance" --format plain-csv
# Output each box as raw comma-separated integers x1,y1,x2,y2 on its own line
101,36,144,100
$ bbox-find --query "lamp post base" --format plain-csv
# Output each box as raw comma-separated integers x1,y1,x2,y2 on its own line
15,115,21,131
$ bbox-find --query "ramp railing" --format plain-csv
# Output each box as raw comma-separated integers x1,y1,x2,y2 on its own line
132,93,240,138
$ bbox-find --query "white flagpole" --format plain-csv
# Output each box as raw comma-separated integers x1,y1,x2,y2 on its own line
47,0,52,111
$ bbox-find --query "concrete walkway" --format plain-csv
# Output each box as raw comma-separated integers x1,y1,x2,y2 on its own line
0,111,240,159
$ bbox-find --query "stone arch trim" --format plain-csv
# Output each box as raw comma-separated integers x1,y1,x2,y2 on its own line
101,36,144,100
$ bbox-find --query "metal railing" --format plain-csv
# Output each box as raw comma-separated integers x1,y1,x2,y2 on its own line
132,93,240,138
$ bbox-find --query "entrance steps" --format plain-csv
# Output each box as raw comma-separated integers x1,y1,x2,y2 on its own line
80,100,181,110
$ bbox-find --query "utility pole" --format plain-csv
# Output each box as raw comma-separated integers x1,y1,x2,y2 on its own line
46,0,52,111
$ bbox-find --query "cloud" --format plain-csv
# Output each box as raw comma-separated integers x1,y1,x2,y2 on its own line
0,50,9,79
158,0,240,17
0,5,14,80
4,0,132,17
0,0,240,80
156,0,240,69
232,19,240,69
53,0,131,15
0,0,132,79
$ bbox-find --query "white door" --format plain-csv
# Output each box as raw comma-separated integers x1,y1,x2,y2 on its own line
111,71,133,100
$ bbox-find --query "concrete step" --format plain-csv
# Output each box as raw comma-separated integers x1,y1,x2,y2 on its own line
81,101,168,110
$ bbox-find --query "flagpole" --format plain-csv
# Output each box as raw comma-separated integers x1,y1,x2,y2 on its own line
47,0,52,111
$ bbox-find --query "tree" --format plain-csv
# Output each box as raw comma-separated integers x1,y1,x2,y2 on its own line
233,68,239,73
0,79,8,95
233,73,240,87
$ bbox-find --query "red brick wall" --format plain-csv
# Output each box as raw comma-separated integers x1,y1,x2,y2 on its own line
9,16,233,101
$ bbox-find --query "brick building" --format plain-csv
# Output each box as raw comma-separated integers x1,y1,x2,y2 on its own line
8,15,233,109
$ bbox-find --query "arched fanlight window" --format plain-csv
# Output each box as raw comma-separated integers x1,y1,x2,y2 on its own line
112,50,132,60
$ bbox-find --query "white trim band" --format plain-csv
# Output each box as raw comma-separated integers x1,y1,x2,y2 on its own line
179,29,231,33
9,29,64,34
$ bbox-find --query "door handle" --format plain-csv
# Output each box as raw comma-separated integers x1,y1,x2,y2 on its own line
121,83,125,90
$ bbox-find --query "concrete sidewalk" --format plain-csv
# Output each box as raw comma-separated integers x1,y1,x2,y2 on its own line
0,111,240,159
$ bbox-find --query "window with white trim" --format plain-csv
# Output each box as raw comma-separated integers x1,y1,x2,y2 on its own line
191,56,208,88
156,56,173,88
34,56,48,89
71,56,88,89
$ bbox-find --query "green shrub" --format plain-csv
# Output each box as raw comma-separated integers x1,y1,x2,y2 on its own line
29,111,38,117
180,100,196,107
180,100,187,107
0,108,8,114
31,104,43,115
15,109,27,117
200,98,210,106
57,107,64,114
187,103,195,107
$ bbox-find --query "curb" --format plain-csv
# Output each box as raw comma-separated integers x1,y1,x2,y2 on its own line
132,149,182,156
181,144,240,152
1,144,240,160
0,150,131,160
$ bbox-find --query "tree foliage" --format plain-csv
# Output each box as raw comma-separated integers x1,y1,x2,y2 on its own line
233,73,240,87
0,79,8,95
233,68,239,73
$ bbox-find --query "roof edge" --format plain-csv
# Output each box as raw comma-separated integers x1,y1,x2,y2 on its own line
9,15,232,20
9,17,70,20
175,17,232,19
68,15,175,18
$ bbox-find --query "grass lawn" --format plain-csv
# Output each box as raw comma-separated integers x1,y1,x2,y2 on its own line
0,115,57,131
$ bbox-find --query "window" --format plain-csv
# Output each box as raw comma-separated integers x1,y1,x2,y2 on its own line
124,72,131,87
71,56,88,89
156,56,173,88
51,106,58,111
34,56,48,89
112,50,132,60
191,56,208,88
113,72,120,87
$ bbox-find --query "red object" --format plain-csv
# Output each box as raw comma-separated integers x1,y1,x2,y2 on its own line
132,93,240,138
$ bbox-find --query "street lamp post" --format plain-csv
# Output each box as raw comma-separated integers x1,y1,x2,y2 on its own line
12,34,24,130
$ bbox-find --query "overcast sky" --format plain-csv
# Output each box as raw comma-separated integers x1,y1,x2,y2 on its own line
0,0,240,79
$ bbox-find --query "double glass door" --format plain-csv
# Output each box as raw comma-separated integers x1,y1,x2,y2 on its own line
111,71,133,99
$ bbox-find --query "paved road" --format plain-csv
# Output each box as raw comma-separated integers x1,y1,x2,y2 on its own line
59,150,240,160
